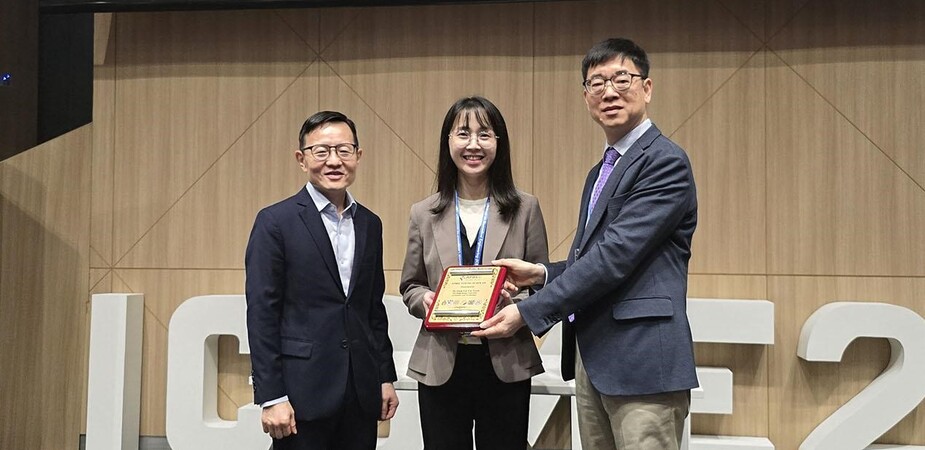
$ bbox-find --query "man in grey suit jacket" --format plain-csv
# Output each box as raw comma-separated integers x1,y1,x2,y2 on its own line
473,38,698,450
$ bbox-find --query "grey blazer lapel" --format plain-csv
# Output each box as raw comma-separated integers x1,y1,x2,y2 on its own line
296,192,345,294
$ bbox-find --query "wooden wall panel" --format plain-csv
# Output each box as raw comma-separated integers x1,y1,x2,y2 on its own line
91,13,117,268
673,52,766,274
384,270,402,297
0,0,906,447
113,269,244,435
317,62,436,271
769,0,925,188
94,0,923,448
119,64,322,269
93,13,114,67
111,10,315,268
688,275,769,437
532,0,761,268
535,0,762,136
276,9,321,54
320,3,536,194
717,0,812,42
715,0,766,41
766,51,925,277
1,153,47,450
218,335,252,421
0,126,91,449
768,276,925,449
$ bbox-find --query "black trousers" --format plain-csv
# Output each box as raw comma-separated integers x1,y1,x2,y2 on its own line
272,368,377,450
418,344,531,450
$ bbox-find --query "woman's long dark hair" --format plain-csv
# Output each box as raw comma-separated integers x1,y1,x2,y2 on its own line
430,96,521,222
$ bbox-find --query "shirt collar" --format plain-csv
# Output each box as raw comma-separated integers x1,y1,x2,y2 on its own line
603,118,652,157
305,182,357,216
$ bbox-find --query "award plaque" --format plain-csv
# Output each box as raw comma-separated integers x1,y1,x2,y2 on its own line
424,265,507,331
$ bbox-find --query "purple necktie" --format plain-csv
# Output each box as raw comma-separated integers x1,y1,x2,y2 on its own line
588,146,619,216
569,147,618,323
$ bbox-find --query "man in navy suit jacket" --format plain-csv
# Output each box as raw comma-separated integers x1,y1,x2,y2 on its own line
246,111,398,450
475,38,698,449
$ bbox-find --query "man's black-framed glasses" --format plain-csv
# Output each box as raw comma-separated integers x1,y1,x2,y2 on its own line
301,143,358,161
583,71,646,95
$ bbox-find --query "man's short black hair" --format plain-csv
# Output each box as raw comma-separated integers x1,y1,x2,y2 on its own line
581,38,650,81
298,111,359,148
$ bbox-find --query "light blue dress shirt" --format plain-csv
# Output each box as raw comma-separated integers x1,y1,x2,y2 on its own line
305,182,357,296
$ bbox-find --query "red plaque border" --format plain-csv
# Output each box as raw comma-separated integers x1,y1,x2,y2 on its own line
423,265,507,332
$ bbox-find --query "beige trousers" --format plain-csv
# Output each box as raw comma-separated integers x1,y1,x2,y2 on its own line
575,347,690,450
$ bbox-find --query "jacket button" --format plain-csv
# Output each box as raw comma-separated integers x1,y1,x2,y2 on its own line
341,339,349,349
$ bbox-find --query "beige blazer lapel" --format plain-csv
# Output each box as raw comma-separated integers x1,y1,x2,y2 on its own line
432,207,458,269
482,200,509,264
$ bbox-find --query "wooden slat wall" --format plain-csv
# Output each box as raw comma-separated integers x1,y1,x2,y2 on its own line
1,0,924,448
0,126,91,448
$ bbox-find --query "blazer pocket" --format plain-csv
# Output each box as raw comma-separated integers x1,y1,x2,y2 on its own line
606,193,630,212
612,297,673,321
280,338,314,358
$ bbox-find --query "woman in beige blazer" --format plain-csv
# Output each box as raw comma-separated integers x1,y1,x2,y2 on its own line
399,96,549,450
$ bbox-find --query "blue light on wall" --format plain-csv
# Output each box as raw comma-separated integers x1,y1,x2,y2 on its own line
0,73,11,86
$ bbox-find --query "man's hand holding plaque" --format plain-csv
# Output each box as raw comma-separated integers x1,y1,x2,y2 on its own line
470,258,543,339
424,265,508,331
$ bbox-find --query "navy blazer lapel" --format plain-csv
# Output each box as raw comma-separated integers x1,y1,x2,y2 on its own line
579,125,662,250
346,205,368,299
296,189,345,294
